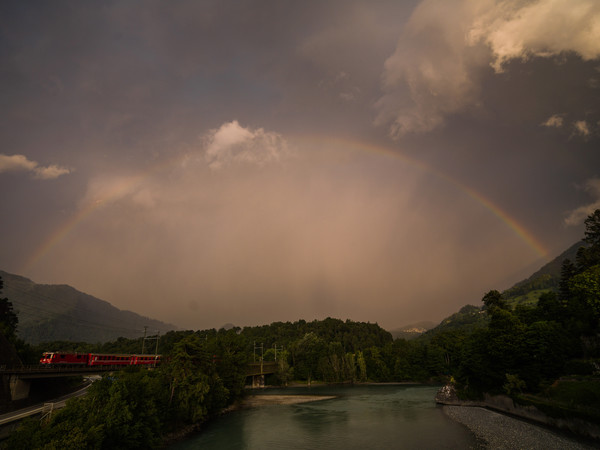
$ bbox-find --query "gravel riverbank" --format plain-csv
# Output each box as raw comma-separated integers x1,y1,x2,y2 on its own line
444,405,598,449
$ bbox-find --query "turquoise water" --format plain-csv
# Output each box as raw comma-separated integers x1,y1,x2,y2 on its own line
171,385,481,449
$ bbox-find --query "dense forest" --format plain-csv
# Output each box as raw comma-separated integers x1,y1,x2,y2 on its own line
2,210,600,448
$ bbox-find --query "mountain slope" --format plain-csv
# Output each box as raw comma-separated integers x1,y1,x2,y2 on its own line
422,240,586,338
0,270,177,344
502,240,585,305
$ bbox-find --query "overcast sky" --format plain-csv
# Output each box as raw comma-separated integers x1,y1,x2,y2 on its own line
1,0,599,331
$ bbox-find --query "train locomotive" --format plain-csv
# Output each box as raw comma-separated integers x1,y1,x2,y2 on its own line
40,352,161,367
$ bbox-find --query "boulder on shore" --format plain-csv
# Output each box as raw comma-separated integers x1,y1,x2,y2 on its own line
435,384,459,404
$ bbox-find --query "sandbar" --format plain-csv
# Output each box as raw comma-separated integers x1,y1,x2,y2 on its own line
242,394,336,407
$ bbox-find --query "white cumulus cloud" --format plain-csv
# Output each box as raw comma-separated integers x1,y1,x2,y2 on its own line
542,114,564,128
376,0,600,138
565,178,600,226
470,0,600,73
204,121,288,171
573,120,591,137
375,0,490,137
0,154,71,179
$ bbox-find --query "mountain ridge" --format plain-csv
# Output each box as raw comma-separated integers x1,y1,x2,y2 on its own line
420,240,587,337
0,270,177,344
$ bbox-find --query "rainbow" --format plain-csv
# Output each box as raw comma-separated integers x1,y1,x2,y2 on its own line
21,168,165,274
21,136,548,273
296,136,549,258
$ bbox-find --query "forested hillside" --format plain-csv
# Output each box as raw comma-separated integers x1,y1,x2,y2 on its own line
440,211,600,426
0,270,177,344
420,239,589,337
502,240,585,305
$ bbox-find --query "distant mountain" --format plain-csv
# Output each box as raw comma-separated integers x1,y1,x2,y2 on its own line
389,321,436,340
421,305,488,339
0,270,178,345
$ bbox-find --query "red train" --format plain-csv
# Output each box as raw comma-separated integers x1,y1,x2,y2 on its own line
40,352,161,367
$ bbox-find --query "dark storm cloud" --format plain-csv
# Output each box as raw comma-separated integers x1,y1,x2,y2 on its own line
0,0,415,164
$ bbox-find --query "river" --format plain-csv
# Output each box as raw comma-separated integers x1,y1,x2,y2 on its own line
171,385,482,449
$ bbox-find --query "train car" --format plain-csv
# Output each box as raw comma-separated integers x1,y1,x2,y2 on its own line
40,352,163,367
131,354,162,366
87,353,135,366
40,352,89,366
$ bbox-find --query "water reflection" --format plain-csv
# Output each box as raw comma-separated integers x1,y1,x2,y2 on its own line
292,403,349,434
172,385,481,449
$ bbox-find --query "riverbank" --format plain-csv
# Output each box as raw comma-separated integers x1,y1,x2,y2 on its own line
167,384,483,449
443,405,597,449
437,384,600,438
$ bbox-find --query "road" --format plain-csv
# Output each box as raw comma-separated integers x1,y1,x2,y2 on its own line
0,376,99,426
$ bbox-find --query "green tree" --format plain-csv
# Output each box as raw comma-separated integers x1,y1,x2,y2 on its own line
344,352,357,383
209,329,248,401
92,369,163,448
164,334,212,423
584,209,600,248
503,373,526,396
275,349,293,386
291,332,326,383
559,259,576,302
356,350,367,382
520,320,571,389
536,291,563,322
574,209,600,271
458,302,528,392
5,368,164,449
458,328,497,391
569,265,600,317
482,289,507,312
363,346,390,381
0,276,18,341
429,329,469,375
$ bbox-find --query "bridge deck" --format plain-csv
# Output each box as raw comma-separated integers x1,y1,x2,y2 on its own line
245,362,278,376
1,361,278,379
0,366,136,379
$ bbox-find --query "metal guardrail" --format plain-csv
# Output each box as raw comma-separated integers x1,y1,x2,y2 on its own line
2,362,277,377
0,365,129,379
0,380,93,426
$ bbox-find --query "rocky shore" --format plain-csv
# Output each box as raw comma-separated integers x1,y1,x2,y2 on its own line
436,385,599,449
444,405,597,449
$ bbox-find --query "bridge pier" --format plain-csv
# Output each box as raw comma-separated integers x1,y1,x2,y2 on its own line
8,376,30,401
0,376,11,409
251,374,265,388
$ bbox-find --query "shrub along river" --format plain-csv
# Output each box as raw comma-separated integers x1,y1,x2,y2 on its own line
171,385,482,449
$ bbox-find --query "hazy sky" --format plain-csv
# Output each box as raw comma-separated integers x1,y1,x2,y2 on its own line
1,0,599,331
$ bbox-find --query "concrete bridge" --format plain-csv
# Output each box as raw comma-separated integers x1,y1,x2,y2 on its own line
0,365,127,406
0,360,279,407
246,361,278,388
0,360,280,432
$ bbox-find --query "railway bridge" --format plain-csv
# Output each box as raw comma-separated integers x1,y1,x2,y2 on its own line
0,365,125,407
245,361,278,388
0,361,278,407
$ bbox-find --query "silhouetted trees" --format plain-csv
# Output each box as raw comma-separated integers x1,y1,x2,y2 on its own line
0,276,18,342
